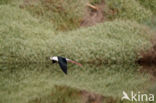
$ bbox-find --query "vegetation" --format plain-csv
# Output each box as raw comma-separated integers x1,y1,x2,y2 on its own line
89,0,104,4
23,0,87,30
105,0,152,22
0,64,151,103
137,0,156,14
0,0,10,4
0,5,152,64
0,0,156,103
23,0,154,30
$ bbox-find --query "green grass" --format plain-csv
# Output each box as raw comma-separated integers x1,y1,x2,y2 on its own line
0,0,10,4
0,5,153,64
105,0,152,23
22,0,154,30
0,64,151,103
88,0,153,23
149,83,156,97
137,0,156,14
28,85,83,103
0,1,155,103
89,0,104,4
23,0,87,31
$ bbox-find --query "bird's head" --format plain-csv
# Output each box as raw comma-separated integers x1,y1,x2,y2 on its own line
50,56,58,63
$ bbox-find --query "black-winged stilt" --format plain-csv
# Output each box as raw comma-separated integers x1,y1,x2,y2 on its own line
50,56,82,74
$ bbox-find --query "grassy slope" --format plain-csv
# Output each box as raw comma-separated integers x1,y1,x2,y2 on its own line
23,0,153,31
0,5,152,64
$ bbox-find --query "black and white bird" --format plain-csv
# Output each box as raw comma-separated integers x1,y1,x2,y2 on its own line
50,56,82,74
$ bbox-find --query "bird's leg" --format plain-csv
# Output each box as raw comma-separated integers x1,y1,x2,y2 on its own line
68,60,82,67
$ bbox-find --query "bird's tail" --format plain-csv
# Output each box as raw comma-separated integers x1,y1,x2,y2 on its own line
68,60,82,67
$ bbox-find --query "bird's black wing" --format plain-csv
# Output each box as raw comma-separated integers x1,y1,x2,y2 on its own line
58,56,67,74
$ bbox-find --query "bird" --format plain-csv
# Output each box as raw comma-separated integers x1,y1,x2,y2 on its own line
50,56,82,74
